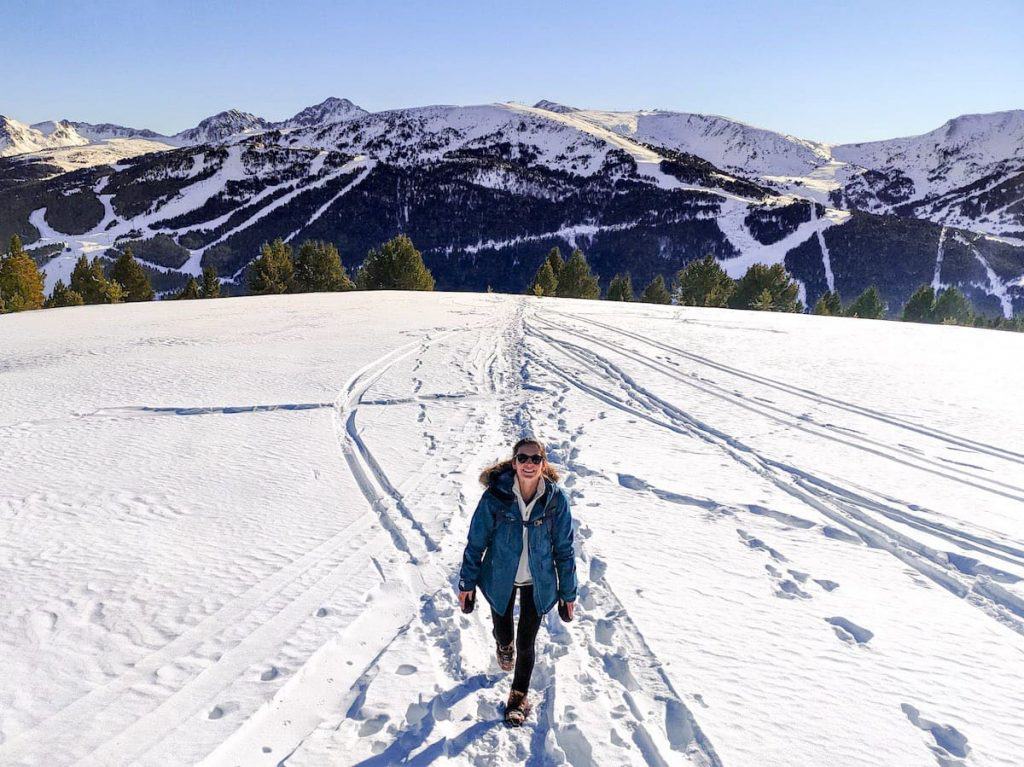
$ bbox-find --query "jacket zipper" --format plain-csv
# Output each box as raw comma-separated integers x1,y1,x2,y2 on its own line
525,489,554,609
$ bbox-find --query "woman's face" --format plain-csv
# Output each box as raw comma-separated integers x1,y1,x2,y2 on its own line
513,442,544,484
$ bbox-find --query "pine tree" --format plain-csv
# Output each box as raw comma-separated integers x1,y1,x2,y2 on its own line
751,287,776,311
639,274,672,305
70,255,122,304
546,247,564,282
730,263,800,312
933,287,973,325
108,247,154,302
44,279,85,308
356,235,435,291
605,273,634,302
812,291,843,316
202,266,221,298
0,234,45,312
294,240,354,292
177,277,202,300
844,286,886,319
248,238,295,295
901,285,935,323
674,255,735,307
556,249,600,299
528,259,558,297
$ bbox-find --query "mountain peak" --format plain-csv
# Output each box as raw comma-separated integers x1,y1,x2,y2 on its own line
280,97,368,128
173,109,269,143
0,116,88,157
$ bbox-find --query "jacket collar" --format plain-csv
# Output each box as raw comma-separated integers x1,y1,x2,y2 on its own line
512,475,546,509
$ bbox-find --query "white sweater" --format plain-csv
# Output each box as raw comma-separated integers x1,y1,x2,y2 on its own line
512,475,545,586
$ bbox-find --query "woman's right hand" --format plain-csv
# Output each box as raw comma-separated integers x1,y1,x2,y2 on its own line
458,590,474,611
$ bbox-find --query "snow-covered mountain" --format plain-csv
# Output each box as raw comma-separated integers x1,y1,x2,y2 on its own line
0,117,89,157
549,106,833,177
67,121,166,141
538,103,1024,239
0,97,370,160
170,109,271,145
833,110,1024,236
834,110,1024,192
2,100,1023,317
276,97,368,129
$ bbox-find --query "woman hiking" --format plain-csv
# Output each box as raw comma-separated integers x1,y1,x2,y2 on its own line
457,437,578,726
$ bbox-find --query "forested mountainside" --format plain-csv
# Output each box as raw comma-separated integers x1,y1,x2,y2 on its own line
2,100,1021,316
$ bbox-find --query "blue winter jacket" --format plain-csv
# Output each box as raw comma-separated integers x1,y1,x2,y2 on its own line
458,467,578,616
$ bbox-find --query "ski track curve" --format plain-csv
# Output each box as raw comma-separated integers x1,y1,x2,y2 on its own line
223,301,721,767
199,328,484,766
529,314,1024,501
523,311,1024,640
543,308,1024,466
0,331,478,767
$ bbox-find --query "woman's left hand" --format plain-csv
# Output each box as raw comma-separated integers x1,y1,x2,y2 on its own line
562,600,575,620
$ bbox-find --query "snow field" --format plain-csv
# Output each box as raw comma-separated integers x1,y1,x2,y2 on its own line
1,293,1023,766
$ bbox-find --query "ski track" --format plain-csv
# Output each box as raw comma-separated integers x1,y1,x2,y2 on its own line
543,308,1024,466
200,301,721,767
523,309,1024,640
7,296,1021,765
528,314,1024,501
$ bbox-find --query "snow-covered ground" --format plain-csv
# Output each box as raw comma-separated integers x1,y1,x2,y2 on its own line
2,293,1023,767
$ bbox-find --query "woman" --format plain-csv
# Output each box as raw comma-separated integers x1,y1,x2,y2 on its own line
458,437,577,726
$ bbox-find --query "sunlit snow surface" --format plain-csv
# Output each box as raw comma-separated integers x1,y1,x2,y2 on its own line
1,293,1023,767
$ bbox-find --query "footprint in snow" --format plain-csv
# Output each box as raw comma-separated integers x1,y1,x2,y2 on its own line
738,528,787,562
208,701,240,720
826,617,874,645
822,526,861,544
260,666,280,681
901,703,970,764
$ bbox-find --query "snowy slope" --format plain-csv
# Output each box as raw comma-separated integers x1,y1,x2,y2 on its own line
6,138,177,173
552,107,833,177
2,293,1023,767
171,109,271,145
0,117,89,157
541,104,1024,237
0,97,370,163
277,97,369,129
833,110,1024,196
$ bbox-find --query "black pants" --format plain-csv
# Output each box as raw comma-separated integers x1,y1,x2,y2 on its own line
491,584,542,693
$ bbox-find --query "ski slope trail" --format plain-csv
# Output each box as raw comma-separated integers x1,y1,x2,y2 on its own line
2,292,1023,766
526,314,1024,637
206,303,720,767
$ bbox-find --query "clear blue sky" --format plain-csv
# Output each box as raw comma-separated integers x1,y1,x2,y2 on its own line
5,0,1022,143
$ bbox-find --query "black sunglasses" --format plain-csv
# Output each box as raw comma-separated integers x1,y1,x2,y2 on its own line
515,453,543,465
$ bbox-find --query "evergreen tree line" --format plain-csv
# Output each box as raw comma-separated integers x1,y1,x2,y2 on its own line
4,233,1023,333
246,234,434,295
1,233,436,316
526,248,1024,331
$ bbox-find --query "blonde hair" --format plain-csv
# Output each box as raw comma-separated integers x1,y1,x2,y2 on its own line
478,437,560,486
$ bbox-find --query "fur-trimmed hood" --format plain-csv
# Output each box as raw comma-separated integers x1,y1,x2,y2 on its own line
479,464,559,493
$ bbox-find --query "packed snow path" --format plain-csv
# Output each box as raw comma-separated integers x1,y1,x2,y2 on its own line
1,294,1023,767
